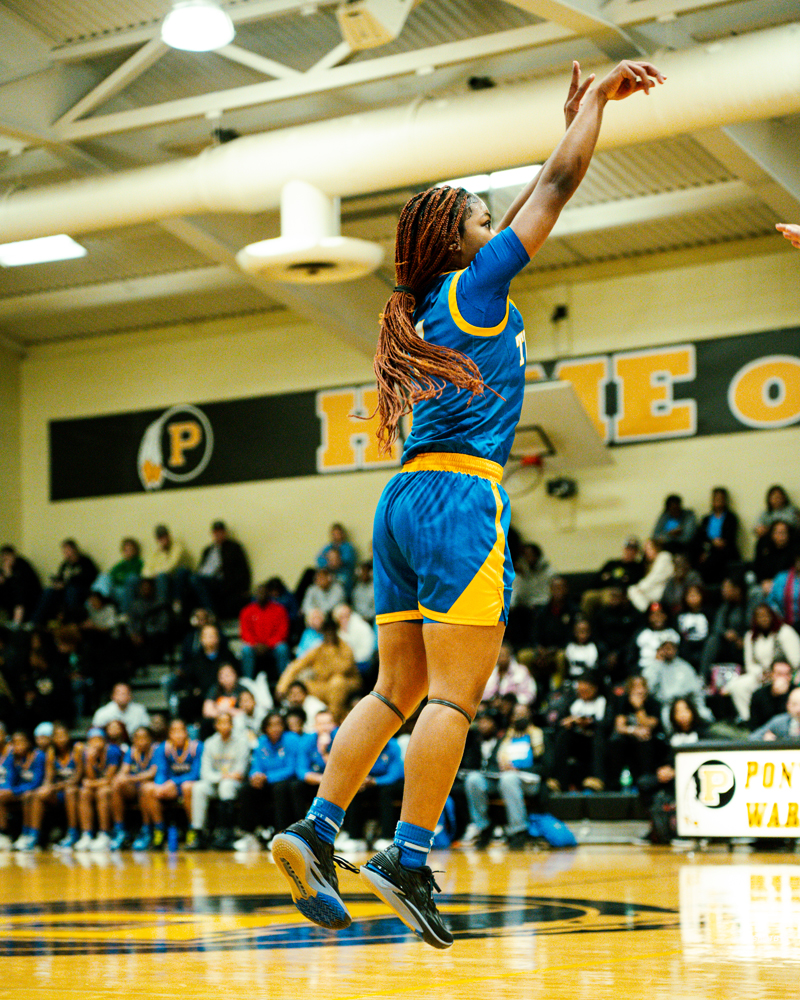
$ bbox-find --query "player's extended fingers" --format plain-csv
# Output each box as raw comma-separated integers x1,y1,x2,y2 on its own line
628,61,653,94
567,60,581,98
573,73,595,102
636,61,666,84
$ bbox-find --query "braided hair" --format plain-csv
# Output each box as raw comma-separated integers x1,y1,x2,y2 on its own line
373,185,491,453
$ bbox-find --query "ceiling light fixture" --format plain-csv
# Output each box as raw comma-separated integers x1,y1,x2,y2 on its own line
0,234,87,267
161,0,235,52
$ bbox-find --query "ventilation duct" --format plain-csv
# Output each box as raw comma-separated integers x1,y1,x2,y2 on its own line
0,24,798,244
236,180,384,282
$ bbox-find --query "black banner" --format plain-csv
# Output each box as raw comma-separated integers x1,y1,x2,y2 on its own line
49,325,800,501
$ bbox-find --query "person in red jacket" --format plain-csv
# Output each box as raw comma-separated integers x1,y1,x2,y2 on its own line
239,583,290,685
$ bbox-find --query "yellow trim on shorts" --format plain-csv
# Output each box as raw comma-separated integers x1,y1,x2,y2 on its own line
376,610,424,625
448,269,509,337
402,452,503,483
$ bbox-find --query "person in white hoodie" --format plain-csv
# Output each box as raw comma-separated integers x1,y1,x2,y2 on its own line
725,603,800,721
628,539,674,613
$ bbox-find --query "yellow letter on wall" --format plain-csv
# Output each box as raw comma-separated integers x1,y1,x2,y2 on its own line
554,356,611,442
728,355,800,429
613,346,697,442
316,386,401,473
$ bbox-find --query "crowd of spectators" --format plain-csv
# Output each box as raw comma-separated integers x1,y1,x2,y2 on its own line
2,483,800,852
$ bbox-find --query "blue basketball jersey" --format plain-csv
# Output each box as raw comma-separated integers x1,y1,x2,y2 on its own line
402,226,530,468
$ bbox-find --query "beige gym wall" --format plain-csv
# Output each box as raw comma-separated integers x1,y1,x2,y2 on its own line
0,341,22,547
18,244,800,584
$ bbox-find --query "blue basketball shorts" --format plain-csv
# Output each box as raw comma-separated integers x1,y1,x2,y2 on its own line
373,453,514,627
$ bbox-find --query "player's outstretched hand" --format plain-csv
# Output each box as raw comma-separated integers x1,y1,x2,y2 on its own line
596,60,665,102
776,223,800,249
564,61,595,128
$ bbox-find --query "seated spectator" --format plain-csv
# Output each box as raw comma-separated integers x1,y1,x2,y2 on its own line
188,711,249,849
652,494,697,553
316,523,357,595
507,543,554,649
0,545,42,626
628,603,681,675
32,721,83,850
581,536,644,619
676,584,711,672
148,713,170,745
465,702,544,849
18,645,74,731
332,603,376,674
548,671,607,792
275,617,361,724
340,736,404,851
644,640,713,732
33,720,54,757
692,487,741,586
591,586,640,683
701,575,747,679
233,688,266,746
264,577,299,627
94,538,143,614
725,604,800,722
295,608,326,659
606,676,660,790
301,568,346,623
32,539,98,627
283,706,307,736
749,662,796,733
0,730,46,850
628,539,674,613
750,685,800,740
482,642,536,706
661,554,703,617
180,609,215,668
351,561,375,623
74,727,123,852
753,484,800,539
239,583,290,684
127,577,171,667
80,592,126,695
528,576,577,685
767,552,800,625
142,525,191,610
279,680,327,733
202,663,247,731
289,709,335,822
190,520,252,619
651,697,708,840
108,725,157,850
753,520,797,604
234,711,299,851
92,682,150,734
181,623,236,720
564,618,606,683
137,718,202,850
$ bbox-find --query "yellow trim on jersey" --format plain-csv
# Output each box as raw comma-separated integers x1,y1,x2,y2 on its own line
376,610,424,625
402,452,503,483
416,482,506,627
448,270,509,338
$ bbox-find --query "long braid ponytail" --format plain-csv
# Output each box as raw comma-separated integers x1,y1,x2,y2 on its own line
374,186,489,453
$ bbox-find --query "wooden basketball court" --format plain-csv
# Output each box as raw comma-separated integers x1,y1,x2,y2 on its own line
2,843,797,999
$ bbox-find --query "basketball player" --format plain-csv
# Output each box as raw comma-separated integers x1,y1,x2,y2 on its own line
273,57,666,948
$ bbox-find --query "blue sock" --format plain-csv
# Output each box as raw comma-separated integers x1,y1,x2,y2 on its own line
394,821,435,869
307,797,346,846
69,827,79,838
114,822,125,834
155,822,165,832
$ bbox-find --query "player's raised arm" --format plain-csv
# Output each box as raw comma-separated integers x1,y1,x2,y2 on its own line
497,61,595,233
508,60,665,259
776,223,800,249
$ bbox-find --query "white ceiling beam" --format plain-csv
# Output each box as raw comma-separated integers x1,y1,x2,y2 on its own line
217,45,301,80
0,265,241,318
55,23,570,142
308,41,353,73
505,0,643,59
692,126,800,221
550,180,753,236
604,0,733,25
48,1,342,63
722,121,800,206
54,38,169,127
